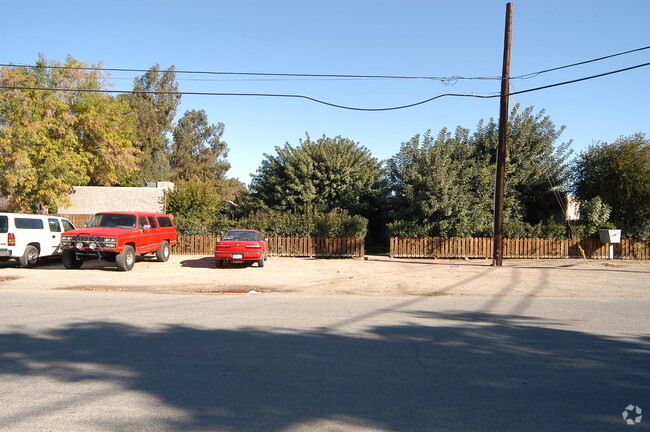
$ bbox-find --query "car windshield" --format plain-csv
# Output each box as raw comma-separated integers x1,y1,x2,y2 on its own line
222,230,259,241
88,214,137,229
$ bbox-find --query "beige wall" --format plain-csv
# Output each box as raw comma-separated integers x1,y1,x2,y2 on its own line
58,184,174,214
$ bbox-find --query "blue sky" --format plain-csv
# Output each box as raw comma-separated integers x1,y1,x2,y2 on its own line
2,1,648,184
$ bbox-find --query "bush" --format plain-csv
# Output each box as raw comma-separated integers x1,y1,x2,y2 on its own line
175,208,368,238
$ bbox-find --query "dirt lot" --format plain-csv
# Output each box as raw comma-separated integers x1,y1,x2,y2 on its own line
1,254,649,298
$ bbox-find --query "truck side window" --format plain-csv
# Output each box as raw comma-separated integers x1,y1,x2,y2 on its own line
158,216,173,227
138,216,148,229
15,218,44,229
147,216,158,228
48,218,61,232
62,220,75,232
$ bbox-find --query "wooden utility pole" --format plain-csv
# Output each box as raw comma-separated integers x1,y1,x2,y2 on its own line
492,2,513,267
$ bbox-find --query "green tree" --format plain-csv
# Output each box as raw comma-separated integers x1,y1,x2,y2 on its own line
122,64,180,184
473,105,573,225
573,133,650,239
170,109,230,182
385,127,493,237
0,55,139,212
385,106,573,238
250,134,383,216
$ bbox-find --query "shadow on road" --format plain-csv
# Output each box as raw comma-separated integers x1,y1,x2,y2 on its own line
1,311,648,431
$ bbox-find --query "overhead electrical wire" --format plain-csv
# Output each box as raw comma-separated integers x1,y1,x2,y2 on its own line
2,61,648,112
511,44,650,79
2,44,647,82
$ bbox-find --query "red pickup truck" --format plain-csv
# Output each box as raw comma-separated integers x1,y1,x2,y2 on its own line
60,211,177,271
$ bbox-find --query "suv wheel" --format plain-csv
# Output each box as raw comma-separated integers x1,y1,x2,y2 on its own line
20,245,39,268
116,245,136,271
62,250,84,269
156,241,170,262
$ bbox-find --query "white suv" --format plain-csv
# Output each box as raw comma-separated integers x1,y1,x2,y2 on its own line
0,213,76,267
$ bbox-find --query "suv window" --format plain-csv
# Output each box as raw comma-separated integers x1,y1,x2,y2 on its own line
88,214,136,229
15,218,44,229
158,216,174,228
48,218,61,232
147,216,158,228
62,219,75,232
138,216,148,229
0,216,7,233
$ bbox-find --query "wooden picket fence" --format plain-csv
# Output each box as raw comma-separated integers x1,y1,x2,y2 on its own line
390,237,650,260
175,235,365,258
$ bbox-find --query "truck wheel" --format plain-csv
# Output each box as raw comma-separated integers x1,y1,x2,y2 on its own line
62,250,83,269
20,245,39,268
116,245,135,271
258,254,265,267
155,241,170,262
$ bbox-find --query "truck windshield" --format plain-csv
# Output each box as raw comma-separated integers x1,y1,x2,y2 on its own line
88,214,136,229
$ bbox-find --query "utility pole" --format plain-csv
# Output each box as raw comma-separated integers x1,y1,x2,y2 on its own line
492,2,513,267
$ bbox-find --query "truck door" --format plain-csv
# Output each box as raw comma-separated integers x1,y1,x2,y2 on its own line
46,218,63,257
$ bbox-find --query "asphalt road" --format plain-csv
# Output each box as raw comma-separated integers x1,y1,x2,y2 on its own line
1,289,648,432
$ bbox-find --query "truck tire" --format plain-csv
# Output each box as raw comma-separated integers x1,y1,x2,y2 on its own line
116,245,135,271
155,241,170,262
62,250,83,269
20,245,40,268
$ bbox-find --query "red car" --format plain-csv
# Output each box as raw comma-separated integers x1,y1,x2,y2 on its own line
214,229,268,268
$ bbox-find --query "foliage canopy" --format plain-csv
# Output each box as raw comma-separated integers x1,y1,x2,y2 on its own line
0,55,139,212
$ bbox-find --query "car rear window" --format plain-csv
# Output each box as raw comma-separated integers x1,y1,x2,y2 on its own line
223,231,259,241
157,216,174,228
15,218,44,229
0,216,7,233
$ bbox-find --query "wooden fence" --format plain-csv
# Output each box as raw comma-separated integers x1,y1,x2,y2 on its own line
175,235,365,258
390,237,650,260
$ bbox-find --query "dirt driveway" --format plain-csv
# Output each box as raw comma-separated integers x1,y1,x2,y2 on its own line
1,254,648,298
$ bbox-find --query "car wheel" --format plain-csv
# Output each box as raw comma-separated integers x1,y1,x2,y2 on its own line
20,245,39,268
258,255,265,267
116,245,136,271
215,259,222,268
156,241,170,262
62,250,83,269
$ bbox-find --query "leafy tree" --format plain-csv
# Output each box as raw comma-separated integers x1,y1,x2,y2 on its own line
122,64,180,184
473,105,573,225
250,134,383,216
170,109,230,182
385,127,493,237
385,106,573,238
0,55,139,212
573,133,650,239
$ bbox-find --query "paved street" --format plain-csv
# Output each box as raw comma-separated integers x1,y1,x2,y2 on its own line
1,288,648,431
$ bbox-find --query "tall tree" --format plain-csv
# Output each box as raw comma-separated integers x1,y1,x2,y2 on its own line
0,55,139,212
385,106,573,238
573,133,650,239
122,64,180,184
250,134,383,216
170,109,230,182
473,105,573,224
385,127,493,237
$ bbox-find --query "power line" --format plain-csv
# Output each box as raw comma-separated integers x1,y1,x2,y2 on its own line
0,62,499,83
1,62,648,111
2,44,647,84
511,44,650,79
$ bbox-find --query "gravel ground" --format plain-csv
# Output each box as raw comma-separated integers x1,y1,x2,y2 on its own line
1,254,648,298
